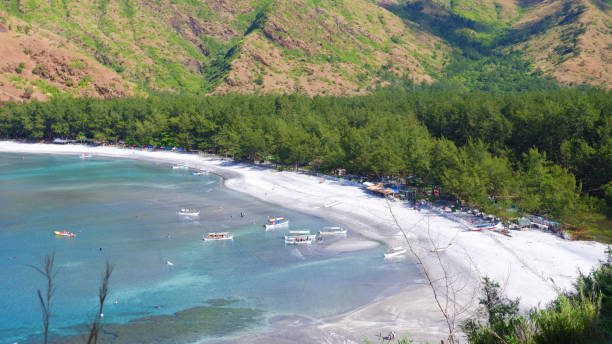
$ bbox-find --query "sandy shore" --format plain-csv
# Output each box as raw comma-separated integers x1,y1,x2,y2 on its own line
0,141,607,343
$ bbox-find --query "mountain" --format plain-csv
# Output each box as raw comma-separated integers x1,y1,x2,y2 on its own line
385,0,610,88
0,0,609,101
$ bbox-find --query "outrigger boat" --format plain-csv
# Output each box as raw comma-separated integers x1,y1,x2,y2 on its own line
178,208,200,216
172,164,189,170
318,226,347,236
192,170,207,176
53,230,76,238
203,232,233,241
468,222,502,232
384,246,407,259
284,230,317,245
80,153,93,159
264,217,289,230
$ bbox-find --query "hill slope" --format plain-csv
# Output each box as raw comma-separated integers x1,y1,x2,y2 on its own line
0,0,609,100
504,0,611,88
0,0,448,98
386,0,610,88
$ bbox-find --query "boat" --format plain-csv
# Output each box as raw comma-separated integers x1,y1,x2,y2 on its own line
178,208,200,216
172,164,189,170
468,222,502,232
384,246,407,259
284,230,317,244
203,232,234,241
192,170,207,176
53,230,76,238
80,153,93,159
264,217,289,230
288,230,311,235
318,226,347,236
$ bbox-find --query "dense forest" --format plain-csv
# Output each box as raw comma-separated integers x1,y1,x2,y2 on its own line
0,86,609,238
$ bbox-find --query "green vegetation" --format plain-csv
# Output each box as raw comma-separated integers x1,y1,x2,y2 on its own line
15,62,26,74
462,250,611,343
0,86,609,238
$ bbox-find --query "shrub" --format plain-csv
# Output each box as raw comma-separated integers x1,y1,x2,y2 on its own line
15,62,26,74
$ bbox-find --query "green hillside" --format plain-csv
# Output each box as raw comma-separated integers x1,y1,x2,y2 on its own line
0,0,608,100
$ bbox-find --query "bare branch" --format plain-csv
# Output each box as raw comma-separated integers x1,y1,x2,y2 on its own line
29,253,56,344
86,261,113,344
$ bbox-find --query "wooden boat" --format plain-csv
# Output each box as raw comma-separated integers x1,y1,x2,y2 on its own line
384,246,407,259
203,232,233,241
53,230,76,238
178,208,200,216
318,226,347,236
264,217,289,230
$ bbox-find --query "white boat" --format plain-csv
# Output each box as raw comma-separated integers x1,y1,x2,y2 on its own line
192,170,207,176
288,230,311,235
80,153,92,159
53,230,76,238
284,234,317,245
264,217,289,230
172,164,189,170
203,232,234,241
178,208,200,216
384,246,407,259
318,226,347,236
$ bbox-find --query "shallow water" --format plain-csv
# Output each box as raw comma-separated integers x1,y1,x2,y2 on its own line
0,153,418,343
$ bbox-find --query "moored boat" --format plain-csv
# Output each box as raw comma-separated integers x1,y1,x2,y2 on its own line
384,246,406,258
178,208,200,216
192,170,207,176
203,232,233,241
284,230,317,244
80,153,93,159
264,217,289,230
318,226,347,236
172,164,189,170
53,230,76,237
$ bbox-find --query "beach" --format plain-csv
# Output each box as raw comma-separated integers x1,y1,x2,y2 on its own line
0,141,607,343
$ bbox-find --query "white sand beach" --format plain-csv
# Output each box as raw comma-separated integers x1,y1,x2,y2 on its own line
0,141,607,343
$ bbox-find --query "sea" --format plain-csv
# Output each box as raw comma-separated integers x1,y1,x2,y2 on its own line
0,153,417,343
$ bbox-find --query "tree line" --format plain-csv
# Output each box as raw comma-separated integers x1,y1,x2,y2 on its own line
0,86,609,234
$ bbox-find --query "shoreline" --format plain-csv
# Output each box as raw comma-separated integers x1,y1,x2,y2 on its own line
0,141,607,343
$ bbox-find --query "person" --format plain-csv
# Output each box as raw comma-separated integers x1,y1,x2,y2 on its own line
240,212,244,218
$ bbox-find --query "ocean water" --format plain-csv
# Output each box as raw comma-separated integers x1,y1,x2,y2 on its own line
0,153,417,343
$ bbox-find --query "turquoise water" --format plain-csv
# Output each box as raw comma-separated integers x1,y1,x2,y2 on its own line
0,153,417,343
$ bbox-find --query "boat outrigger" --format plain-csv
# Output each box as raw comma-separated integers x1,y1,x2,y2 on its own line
53,230,76,238
284,230,317,245
318,226,347,236
203,232,233,241
178,208,200,216
384,246,407,259
468,222,502,232
264,217,289,230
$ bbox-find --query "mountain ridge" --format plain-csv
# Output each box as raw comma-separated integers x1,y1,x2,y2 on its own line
0,0,608,101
